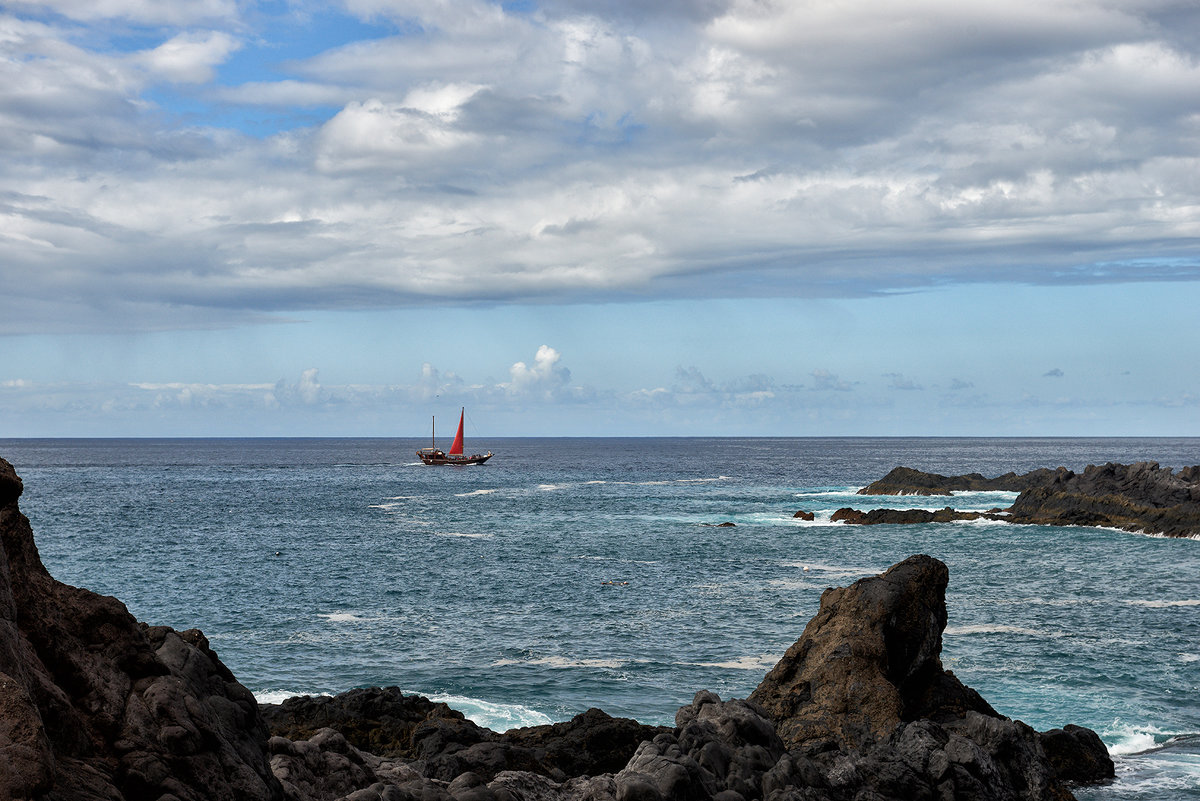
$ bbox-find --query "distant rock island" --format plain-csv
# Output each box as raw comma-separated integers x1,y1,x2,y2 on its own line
836,462,1200,538
1,456,1113,800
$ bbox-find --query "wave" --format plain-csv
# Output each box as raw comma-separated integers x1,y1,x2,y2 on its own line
424,693,553,732
436,531,493,539
491,655,627,670
319,612,367,623
944,624,1064,638
253,689,331,705
456,489,499,497
1125,599,1200,608
778,561,883,578
688,654,779,671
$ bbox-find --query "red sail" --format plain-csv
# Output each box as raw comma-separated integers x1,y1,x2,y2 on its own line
449,408,465,455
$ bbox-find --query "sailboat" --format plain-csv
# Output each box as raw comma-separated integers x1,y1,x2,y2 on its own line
416,408,494,465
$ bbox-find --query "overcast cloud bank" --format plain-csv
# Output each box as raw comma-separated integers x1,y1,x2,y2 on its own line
4,0,1200,335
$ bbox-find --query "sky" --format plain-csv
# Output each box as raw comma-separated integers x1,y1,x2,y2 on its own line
2,0,1199,437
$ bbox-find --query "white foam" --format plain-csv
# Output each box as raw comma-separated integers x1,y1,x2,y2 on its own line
456,489,498,497
492,656,626,669
537,483,564,491
1104,722,1169,756
689,654,779,671
779,562,882,578
425,693,553,732
1127,599,1200,608
436,531,493,539
368,502,400,510
1180,653,1199,663
944,624,1059,638
319,612,365,623
253,689,332,705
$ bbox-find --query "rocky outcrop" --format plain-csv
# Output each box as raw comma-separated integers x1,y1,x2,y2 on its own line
852,462,1200,537
1007,462,1200,537
792,510,815,521
0,456,284,801
858,466,1069,496
1,457,1114,801
830,507,1003,525
264,691,669,784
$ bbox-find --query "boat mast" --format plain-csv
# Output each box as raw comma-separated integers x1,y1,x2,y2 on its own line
431,415,435,449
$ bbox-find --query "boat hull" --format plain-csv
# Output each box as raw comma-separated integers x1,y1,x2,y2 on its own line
416,450,493,466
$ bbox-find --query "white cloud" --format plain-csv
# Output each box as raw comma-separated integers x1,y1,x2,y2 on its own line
132,31,240,84
4,0,1200,334
506,345,572,398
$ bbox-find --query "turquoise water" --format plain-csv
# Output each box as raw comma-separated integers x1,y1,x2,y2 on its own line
4,437,1198,799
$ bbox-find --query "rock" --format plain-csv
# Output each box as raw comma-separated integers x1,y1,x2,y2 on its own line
750,555,996,750
0,457,284,801
261,687,467,758
854,462,1200,537
791,510,815,521
748,554,1111,800
1007,461,1200,537
858,466,1069,496
0,458,1117,801
1040,724,1117,784
830,507,1001,525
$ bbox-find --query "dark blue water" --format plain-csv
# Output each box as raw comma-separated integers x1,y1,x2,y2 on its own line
3,437,1198,799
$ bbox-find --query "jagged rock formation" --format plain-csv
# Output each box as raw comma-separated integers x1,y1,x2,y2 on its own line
830,507,1003,525
1,457,1114,800
857,466,1069,496
262,691,668,784
0,456,283,801
1007,462,1200,537
849,462,1200,537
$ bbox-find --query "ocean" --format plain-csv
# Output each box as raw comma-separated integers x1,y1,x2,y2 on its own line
3,437,1197,799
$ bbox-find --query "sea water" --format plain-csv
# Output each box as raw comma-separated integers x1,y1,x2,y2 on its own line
3,437,1197,800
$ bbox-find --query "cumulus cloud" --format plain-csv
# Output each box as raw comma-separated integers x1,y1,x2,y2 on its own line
4,0,1200,332
884,373,923,391
1043,368,1065,378
506,345,573,398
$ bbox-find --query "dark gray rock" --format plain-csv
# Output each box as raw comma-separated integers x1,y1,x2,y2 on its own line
0,457,283,801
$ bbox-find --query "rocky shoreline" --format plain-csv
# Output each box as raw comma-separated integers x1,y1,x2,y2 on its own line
2,456,1113,800
832,461,1200,538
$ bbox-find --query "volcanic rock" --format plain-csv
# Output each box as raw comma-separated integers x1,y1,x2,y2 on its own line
0,456,283,801
830,507,1002,525
1006,461,1200,537
792,510,815,521
858,466,1069,496
0,456,1115,801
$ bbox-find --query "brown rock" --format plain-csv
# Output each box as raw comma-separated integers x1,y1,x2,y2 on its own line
749,555,997,751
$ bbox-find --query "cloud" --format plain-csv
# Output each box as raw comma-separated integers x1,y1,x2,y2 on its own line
505,345,573,399
1043,368,1065,378
810,369,852,392
132,31,240,84
5,1,1200,332
949,378,974,391
884,372,922,391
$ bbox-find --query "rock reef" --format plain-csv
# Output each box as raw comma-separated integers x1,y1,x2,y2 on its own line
1,456,1113,800
843,462,1200,538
